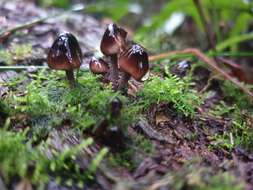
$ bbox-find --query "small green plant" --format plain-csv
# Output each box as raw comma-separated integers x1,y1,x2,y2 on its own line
222,81,253,110
0,44,32,65
201,172,244,190
3,70,140,133
137,68,201,117
0,129,107,188
209,102,253,152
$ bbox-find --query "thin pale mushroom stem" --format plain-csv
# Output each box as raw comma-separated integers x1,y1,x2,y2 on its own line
149,48,253,100
109,54,119,90
118,72,131,90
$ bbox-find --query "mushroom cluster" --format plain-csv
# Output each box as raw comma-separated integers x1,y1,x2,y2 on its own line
89,23,149,91
47,23,149,90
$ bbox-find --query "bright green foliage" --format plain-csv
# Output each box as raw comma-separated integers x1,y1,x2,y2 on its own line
209,100,253,151
137,70,201,117
0,130,33,182
4,70,140,133
0,129,107,187
0,44,32,65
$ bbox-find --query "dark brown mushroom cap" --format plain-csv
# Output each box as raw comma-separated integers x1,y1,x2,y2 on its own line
89,57,109,74
118,44,149,81
47,32,82,70
100,23,127,56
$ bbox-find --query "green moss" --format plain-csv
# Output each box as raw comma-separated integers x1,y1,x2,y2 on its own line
222,80,253,110
0,129,107,187
200,172,244,190
137,69,201,117
164,162,244,190
209,102,253,152
0,44,32,65
4,70,140,133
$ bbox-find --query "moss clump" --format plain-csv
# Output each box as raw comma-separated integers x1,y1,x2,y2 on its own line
4,70,140,134
137,71,201,118
0,44,32,65
0,129,107,188
209,101,253,152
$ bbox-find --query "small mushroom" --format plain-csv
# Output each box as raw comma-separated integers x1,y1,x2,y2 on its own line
110,97,123,117
89,57,109,74
100,23,127,89
47,32,82,87
118,43,149,90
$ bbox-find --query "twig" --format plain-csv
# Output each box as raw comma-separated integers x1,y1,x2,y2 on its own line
148,48,253,100
0,17,48,42
217,57,241,70
146,175,173,190
0,65,90,72
0,66,48,71
134,118,174,143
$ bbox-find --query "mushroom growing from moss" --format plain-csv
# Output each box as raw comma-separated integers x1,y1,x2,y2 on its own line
47,32,82,87
110,97,123,117
100,23,127,89
118,43,149,90
89,57,109,75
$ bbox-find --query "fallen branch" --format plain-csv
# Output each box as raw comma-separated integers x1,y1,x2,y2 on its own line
149,48,253,100
0,66,48,71
134,118,174,144
0,17,48,42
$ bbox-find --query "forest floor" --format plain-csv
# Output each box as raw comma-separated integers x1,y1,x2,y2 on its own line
0,2,253,190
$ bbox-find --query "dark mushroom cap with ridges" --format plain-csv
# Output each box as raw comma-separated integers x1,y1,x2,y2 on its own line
118,44,149,81
47,32,82,70
89,57,109,74
100,23,127,56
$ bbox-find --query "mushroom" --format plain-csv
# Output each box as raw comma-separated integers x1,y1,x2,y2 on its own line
110,97,123,117
47,32,82,87
100,23,127,89
118,43,149,90
89,57,109,75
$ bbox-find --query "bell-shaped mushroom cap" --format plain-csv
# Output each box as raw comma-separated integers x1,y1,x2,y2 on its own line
47,32,82,70
89,57,109,74
118,44,149,81
100,23,127,56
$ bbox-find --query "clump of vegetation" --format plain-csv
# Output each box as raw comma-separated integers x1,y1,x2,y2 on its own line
137,68,201,117
165,162,244,190
209,99,253,152
0,129,107,188
222,81,253,110
0,44,32,65
4,70,140,133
